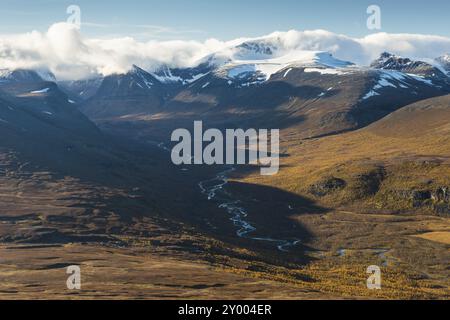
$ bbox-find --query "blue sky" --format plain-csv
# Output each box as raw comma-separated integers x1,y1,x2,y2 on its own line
0,0,449,40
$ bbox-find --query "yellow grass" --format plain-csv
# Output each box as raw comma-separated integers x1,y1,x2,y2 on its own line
414,232,450,245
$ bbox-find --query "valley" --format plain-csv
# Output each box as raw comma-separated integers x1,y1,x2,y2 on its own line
0,44,449,300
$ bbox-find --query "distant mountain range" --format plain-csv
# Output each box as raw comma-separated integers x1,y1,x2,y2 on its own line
55,43,450,139
1,39,450,144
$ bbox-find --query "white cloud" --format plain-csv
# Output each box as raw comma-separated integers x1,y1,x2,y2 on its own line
253,29,450,66
1,23,450,80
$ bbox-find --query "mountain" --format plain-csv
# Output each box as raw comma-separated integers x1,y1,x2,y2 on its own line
97,65,162,97
58,77,103,102
0,70,114,177
436,54,450,75
214,50,354,87
0,68,102,103
161,51,449,139
80,65,167,120
234,40,278,59
0,68,57,83
151,58,216,86
0,69,55,83
370,52,449,82
368,93,450,138
77,48,450,140
151,41,353,87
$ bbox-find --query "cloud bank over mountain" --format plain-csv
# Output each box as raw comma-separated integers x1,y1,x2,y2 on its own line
1,23,450,80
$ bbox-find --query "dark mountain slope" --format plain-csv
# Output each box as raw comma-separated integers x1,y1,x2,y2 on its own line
80,65,167,120
162,63,449,139
367,94,450,138
58,77,104,102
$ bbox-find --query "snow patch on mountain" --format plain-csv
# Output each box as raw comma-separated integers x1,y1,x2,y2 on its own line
218,50,354,85
303,67,351,75
283,68,293,77
229,50,353,69
227,64,281,81
227,65,256,78
151,64,210,85
435,54,450,75
362,90,381,100
30,88,50,94
155,71,208,84
361,69,438,100
152,67,183,83
130,65,155,88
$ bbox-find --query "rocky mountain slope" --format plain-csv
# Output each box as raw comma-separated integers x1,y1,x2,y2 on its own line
69,49,450,143
79,65,168,120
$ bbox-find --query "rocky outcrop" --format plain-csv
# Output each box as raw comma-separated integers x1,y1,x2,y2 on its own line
352,167,386,198
309,176,347,197
432,187,449,202
393,186,450,215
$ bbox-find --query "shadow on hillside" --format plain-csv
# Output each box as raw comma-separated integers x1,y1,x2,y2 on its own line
236,82,341,110
205,178,329,265
117,82,344,137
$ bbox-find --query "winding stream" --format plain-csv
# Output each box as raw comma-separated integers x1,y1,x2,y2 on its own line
150,140,301,252
198,167,301,252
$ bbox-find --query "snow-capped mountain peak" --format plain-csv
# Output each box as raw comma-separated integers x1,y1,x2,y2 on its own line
0,68,56,83
371,52,449,81
435,54,450,75
0,69,46,83
127,64,158,88
130,64,149,76
151,60,214,85
370,52,416,70
216,50,354,86
436,53,450,62
233,40,279,60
